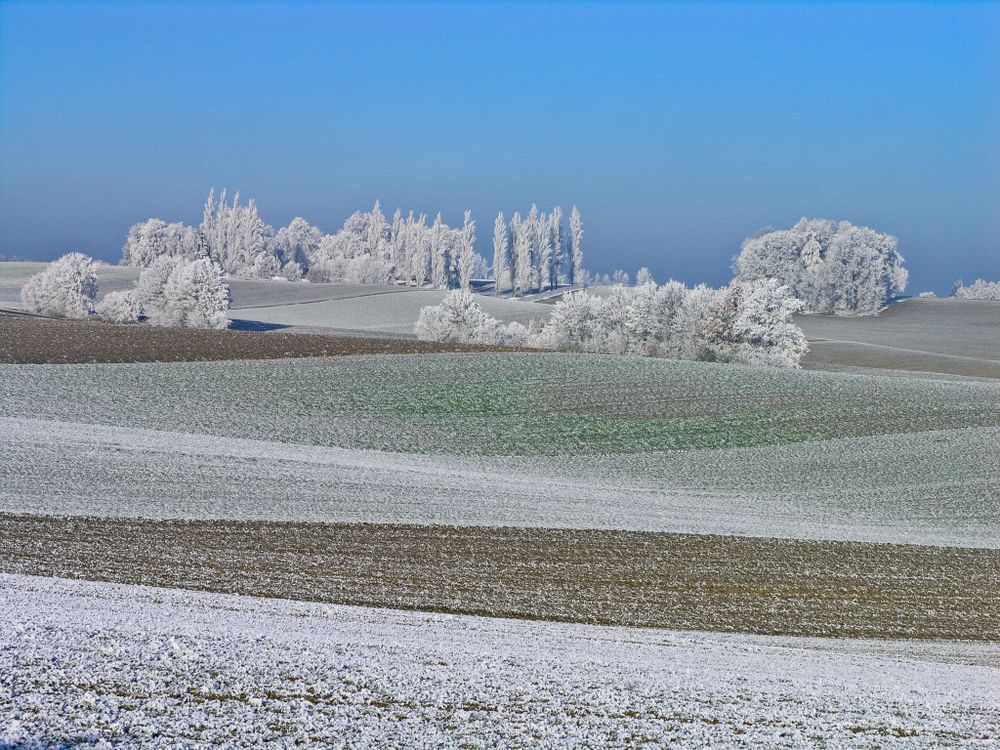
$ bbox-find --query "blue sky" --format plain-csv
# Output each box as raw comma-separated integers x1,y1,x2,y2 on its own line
1,1,997,292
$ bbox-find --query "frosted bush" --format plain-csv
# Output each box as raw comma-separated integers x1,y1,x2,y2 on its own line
417,281,808,367
953,279,1000,300
96,290,141,324
415,290,500,344
734,218,907,315
143,258,230,329
20,252,98,318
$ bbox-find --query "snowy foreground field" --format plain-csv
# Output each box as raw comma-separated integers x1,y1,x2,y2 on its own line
3,574,997,750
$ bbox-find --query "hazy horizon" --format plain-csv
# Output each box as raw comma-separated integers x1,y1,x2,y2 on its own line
1,1,997,293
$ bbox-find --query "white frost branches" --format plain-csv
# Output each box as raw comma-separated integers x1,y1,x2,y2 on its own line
20,253,99,319
416,281,808,367
953,279,1000,300
95,290,141,324
137,257,231,329
734,218,907,315
414,290,530,346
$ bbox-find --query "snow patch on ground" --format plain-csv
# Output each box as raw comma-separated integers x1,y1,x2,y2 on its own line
3,574,996,749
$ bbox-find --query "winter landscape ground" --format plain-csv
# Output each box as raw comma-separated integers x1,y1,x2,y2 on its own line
2,263,999,748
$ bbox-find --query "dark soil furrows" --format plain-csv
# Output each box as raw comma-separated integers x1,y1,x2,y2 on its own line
0,312,509,364
2,513,996,640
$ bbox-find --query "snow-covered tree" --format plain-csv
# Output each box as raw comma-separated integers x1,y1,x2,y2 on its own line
134,255,184,308
458,210,477,290
416,290,495,344
611,269,630,286
430,213,450,288
953,279,1000,300
703,279,808,367
96,290,141,324
20,253,99,318
121,219,205,267
272,217,322,273
557,282,802,364
636,267,655,286
549,206,565,288
148,258,231,329
569,206,585,286
199,189,274,278
492,212,511,295
734,218,907,315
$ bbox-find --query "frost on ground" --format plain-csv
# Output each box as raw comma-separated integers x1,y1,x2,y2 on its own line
2,575,997,750
232,287,551,333
2,417,997,548
2,353,998,547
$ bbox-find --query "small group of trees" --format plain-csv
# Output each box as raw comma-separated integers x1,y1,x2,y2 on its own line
121,190,586,291
20,253,230,329
416,278,808,368
733,218,908,315
952,279,1000,301
492,205,585,295
308,203,485,288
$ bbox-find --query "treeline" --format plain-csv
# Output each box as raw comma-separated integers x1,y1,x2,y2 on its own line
122,190,587,291
416,279,808,368
953,279,1000,301
491,206,585,295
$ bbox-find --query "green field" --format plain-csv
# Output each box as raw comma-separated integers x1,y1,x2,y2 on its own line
3,353,999,456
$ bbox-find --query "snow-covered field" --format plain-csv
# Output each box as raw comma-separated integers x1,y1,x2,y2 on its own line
232,288,551,333
3,353,998,547
3,574,997,749
3,416,996,548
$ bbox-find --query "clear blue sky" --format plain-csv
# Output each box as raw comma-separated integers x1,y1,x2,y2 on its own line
1,1,997,292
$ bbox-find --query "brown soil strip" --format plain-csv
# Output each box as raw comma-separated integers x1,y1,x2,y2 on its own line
0,312,507,364
804,340,1000,380
2,513,996,640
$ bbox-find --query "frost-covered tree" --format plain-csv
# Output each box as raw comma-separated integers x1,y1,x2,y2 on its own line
199,189,274,278
512,212,532,295
418,279,807,366
734,218,907,315
569,206,585,287
492,212,511,295
147,258,231,329
430,213,450,288
458,210,477,290
415,289,521,345
96,290,141,324
636,267,655,286
122,219,205,267
953,279,1000,300
549,206,565,288
415,289,486,342
272,217,322,273
611,269,630,286
20,253,99,318
703,279,808,367
526,204,542,292
134,256,184,309
538,213,556,291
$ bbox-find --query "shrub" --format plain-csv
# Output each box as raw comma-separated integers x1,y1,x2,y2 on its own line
96,290,141,324
20,253,98,318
